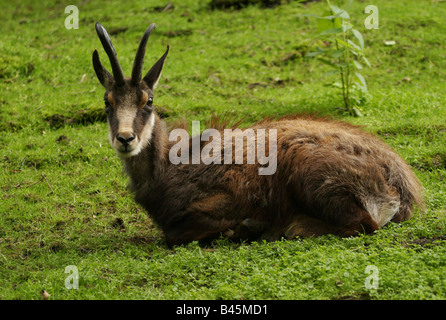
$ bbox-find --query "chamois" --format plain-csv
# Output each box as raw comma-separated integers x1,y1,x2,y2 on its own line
92,22,423,247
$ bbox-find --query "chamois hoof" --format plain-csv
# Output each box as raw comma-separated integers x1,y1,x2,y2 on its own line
223,228,235,237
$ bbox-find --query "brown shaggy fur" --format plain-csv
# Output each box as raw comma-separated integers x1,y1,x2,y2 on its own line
123,112,423,247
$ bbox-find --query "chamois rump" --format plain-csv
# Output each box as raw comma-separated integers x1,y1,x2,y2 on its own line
92,22,423,247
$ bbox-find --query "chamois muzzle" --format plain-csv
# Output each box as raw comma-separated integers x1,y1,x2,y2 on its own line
116,133,135,146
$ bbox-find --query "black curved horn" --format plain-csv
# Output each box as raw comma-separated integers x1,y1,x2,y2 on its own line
131,23,156,85
95,22,125,86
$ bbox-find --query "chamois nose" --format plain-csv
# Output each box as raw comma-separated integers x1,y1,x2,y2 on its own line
116,133,135,145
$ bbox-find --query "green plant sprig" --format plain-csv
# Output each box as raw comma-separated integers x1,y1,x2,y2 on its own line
305,0,371,116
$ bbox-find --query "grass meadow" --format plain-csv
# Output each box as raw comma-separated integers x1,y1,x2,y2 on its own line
1,0,446,300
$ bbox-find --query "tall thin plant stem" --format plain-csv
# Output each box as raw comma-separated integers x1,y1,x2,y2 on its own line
327,0,353,115
342,20,352,114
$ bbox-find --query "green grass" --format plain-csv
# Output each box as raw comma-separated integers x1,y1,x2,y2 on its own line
1,0,446,300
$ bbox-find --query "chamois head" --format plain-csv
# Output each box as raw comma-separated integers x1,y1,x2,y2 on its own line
92,22,169,158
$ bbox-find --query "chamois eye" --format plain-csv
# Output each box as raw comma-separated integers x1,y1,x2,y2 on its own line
143,97,154,113
104,99,112,112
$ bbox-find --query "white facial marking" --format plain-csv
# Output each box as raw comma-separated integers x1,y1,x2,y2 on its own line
116,107,137,135
110,109,155,159
139,112,156,150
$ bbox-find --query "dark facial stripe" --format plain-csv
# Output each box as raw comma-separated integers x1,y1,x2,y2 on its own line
133,108,152,139
107,111,119,138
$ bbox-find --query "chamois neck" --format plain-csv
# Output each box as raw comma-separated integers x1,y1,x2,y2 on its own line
122,112,169,190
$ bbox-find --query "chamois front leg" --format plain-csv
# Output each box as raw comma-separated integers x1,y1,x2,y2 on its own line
162,193,241,247
224,218,268,241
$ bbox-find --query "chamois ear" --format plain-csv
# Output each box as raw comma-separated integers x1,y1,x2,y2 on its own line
143,45,169,89
92,49,114,89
